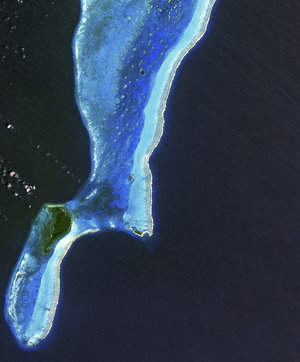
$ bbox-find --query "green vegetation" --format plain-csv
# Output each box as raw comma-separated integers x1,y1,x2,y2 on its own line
133,229,144,237
43,206,72,254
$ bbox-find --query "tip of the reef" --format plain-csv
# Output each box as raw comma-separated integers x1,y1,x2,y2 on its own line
16,337,51,352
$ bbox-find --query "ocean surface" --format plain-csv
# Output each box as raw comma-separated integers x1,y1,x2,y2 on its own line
0,0,299,361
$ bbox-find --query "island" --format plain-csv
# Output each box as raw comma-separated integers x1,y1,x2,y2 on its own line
5,0,216,349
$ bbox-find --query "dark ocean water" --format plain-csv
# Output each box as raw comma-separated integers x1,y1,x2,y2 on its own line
0,0,299,361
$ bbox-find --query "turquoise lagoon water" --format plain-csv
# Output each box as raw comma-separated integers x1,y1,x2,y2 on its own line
5,0,216,350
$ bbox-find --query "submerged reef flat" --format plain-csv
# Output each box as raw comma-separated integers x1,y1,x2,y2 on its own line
5,0,216,349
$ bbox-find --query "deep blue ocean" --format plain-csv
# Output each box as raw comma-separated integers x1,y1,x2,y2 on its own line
0,0,299,361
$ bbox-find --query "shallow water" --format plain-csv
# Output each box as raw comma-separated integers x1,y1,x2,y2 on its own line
0,0,300,360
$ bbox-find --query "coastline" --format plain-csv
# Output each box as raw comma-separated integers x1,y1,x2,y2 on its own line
5,0,217,349
2,0,300,358
32,0,217,344
126,0,217,236
37,0,216,339
24,225,100,348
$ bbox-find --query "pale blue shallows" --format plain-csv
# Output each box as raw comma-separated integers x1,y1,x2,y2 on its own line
5,0,216,349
